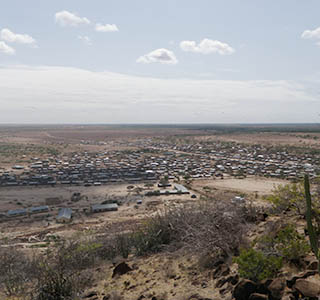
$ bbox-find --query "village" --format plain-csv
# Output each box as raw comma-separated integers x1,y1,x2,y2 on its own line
0,138,319,189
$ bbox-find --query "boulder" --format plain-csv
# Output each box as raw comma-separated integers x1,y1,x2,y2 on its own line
249,293,268,300
233,279,257,300
294,279,320,298
268,277,286,299
213,263,230,278
112,262,132,278
307,260,319,271
82,290,98,298
286,270,317,288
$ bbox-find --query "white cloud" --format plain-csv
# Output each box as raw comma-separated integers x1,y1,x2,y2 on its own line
180,38,235,55
78,35,92,46
55,10,90,27
1,28,36,46
95,23,119,32
0,65,317,123
137,48,178,65
0,41,15,55
301,27,320,39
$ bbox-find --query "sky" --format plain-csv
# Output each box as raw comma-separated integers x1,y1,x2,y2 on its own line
0,0,320,124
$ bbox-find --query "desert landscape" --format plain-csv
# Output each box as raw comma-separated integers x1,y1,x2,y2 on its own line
0,124,320,299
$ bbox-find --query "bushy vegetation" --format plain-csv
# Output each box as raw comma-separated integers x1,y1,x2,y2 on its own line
0,201,253,297
275,224,310,262
256,224,310,263
234,248,283,282
266,182,306,215
0,247,35,296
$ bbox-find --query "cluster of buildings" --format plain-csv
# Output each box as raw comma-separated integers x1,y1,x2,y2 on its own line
3,203,119,222
0,140,319,187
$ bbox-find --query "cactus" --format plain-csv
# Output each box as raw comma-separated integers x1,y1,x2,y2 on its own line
304,174,320,273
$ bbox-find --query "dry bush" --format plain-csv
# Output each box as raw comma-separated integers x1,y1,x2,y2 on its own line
130,200,249,257
0,247,35,296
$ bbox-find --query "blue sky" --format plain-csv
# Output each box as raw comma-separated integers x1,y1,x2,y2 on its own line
0,0,320,123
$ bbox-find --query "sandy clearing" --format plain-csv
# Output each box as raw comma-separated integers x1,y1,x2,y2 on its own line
194,177,289,195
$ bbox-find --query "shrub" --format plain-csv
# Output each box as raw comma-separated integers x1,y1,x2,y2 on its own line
256,224,310,263
234,248,282,282
0,247,34,296
275,224,310,262
115,234,131,258
34,268,75,300
131,216,172,256
266,182,306,215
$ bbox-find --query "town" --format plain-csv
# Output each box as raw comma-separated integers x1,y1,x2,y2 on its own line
1,138,319,188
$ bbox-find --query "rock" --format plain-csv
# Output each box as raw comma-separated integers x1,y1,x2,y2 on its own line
216,276,229,288
268,277,286,299
233,279,257,300
213,263,230,278
294,278,320,298
248,293,268,300
286,270,317,288
256,279,272,295
188,294,213,300
281,293,295,300
112,262,132,278
82,290,98,298
307,260,319,271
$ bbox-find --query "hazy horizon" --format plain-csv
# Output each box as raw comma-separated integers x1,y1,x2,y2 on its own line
1,1,320,123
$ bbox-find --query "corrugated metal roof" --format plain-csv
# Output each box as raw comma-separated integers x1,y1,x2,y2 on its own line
57,208,72,219
7,209,27,216
91,203,118,212
30,205,49,213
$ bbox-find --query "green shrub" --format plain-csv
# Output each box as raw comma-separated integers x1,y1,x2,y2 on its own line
234,248,282,282
275,224,310,262
256,224,310,263
115,234,131,258
34,268,75,300
266,182,306,215
131,216,172,256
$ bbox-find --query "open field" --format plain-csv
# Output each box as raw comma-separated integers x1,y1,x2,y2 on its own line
193,177,288,196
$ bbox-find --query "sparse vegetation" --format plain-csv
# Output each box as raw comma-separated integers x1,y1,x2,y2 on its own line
266,182,307,215
256,224,309,264
234,248,283,282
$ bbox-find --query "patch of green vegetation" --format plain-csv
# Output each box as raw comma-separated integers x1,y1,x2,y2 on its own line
234,248,283,282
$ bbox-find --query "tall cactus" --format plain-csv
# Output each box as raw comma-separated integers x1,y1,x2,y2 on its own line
304,174,320,273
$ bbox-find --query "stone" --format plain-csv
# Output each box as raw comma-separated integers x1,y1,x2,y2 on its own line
112,262,132,278
213,263,230,278
268,277,286,299
307,260,319,271
281,293,295,300
233,279,257,300
216,276,229,288
248,293,268,300
82,290,98,298
286,270,317,288
188,294,213,300
294,279,320,298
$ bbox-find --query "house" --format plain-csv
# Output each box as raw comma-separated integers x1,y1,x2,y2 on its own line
173,184,190,194
56,208,72,223
30,205,49,214
7,209,28,217
91,203,118,213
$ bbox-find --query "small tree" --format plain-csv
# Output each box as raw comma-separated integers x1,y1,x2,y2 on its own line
266,182,306,215
234,248,282,282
